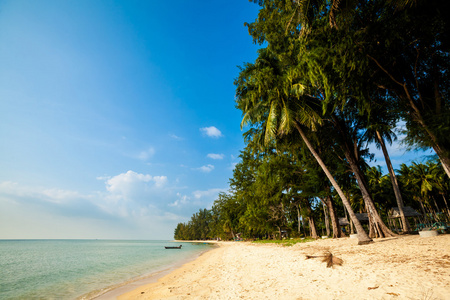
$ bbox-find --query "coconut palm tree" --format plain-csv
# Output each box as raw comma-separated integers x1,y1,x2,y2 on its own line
330,110,396,238
362,99,411,232
429,161,450,219
250,0,450,178
235,48,373,244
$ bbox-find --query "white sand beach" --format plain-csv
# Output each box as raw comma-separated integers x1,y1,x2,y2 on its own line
118,234,450,299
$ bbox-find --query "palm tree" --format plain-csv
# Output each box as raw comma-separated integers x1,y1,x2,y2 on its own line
328,109,396,238
429,161,450,219
362,99,411,232
399,162,437,222
236,49,372,244
250,0,450,178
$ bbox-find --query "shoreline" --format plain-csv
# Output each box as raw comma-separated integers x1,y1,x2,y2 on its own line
119,235,450,299
86,243,217,300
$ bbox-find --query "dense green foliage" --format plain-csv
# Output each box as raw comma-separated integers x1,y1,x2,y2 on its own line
175,153,449,240
174,0,450,241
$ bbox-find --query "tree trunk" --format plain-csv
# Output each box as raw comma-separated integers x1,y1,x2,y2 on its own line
332,116,396,238
309,216,318,239
349,216,355,234
441,194,450,219
418,199,428,223
367,55,450,179
325,194,342,238
367,209,376,238
404,88,450,178
306,201,318,239
376,130,411,232
438,157,450,178
431,196,441,221
322,199,331,237
298,202,307,237
294,121,372,244
343,145,396,238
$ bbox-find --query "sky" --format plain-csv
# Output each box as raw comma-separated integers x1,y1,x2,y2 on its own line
0,0,431,240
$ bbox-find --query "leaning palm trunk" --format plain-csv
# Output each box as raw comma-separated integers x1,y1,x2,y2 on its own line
439,157,450,179
366,203,378,238
441,194,450,219
367,55,450,179
294,122,372,244
342,145,396,238
332,116,396,238
376,130,411,232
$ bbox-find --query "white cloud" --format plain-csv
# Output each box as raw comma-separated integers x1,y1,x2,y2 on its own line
200,126,223,138
0,181,85,205
105,170,167,199
0,172,170,216
106,171,151,192
153,176,168,188
138,147,155,161
195,164,215,173
207,153,224,160
0,171,180,239
169,193,190,207
169,134,184,141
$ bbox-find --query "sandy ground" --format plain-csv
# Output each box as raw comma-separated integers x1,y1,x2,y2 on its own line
118,235,450,300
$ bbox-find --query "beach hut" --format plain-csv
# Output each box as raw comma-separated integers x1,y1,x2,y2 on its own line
339,214,369,225
388,206,421,219
355,213,369,223
338,218,349,226
339,214,369,234
388,206,422,231
338,218,350,234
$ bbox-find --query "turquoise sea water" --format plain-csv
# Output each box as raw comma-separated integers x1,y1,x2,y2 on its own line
0,240,212,300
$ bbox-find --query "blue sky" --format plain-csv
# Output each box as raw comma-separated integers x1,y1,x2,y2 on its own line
0,0,429,240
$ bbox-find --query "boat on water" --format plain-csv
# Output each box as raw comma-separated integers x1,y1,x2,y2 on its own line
164,245,182,249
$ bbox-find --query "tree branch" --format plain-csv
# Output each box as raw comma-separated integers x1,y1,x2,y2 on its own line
413,47,424,110
366,54,404,87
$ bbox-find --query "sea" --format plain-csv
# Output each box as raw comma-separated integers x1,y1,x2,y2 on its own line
0,240,213,300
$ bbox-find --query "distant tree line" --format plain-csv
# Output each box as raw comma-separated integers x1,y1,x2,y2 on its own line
174,151,449,241
175,0,450,243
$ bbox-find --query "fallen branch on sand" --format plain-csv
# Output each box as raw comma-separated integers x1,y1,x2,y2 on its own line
305,252,344,268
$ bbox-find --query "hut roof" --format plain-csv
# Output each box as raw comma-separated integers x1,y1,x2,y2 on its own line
389,206,421,218
355,213,369,222
339,213,369,225
339,218,349,226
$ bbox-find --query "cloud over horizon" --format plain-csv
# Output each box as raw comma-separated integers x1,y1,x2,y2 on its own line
0,167,228,239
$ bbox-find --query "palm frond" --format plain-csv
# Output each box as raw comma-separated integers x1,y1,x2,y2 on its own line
279,99,293,135
265,101,279,145
305,251,343,268
241,111,252,130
